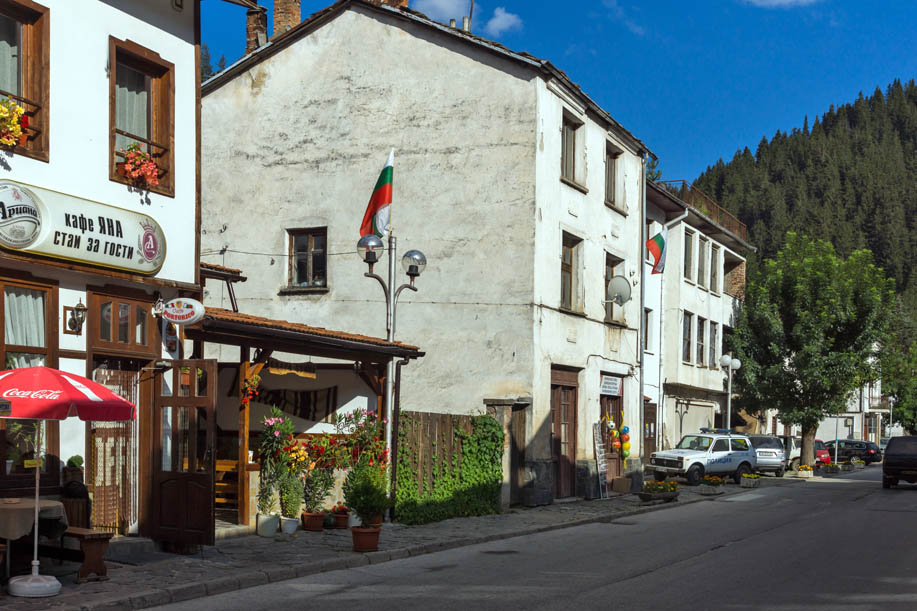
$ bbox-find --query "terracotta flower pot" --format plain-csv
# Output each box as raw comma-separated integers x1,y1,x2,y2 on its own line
333,512,349,529
368,514,383,527
351,527,381,552
17,133,27,146
300,511,324,532
116,162,128,177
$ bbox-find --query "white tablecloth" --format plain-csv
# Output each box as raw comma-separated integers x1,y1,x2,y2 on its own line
0,499,68,540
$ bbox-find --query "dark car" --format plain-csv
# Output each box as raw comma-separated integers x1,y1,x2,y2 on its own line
865,441,882,464
882,436,917,488
824,439,869,464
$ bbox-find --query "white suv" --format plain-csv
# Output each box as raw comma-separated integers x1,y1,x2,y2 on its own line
649,430,758,486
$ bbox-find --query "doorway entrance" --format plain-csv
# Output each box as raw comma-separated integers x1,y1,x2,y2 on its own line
151,359,217,547
601,390,624,480
550,368,578,499
643,402,657,461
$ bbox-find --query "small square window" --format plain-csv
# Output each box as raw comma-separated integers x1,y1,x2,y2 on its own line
288,228,327,288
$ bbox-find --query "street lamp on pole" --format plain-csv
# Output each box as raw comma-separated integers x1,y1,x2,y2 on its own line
720,353,741,431
357,234,427,496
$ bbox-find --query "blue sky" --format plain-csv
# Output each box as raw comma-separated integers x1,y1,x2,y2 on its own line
202,0,917,182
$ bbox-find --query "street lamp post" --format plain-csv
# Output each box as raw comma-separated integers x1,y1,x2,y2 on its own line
357,234,427,493
719,353,741,431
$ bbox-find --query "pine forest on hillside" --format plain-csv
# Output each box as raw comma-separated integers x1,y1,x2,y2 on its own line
694,79,917,311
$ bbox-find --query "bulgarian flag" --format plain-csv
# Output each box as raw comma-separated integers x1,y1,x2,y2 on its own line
360,149,394,238
646,225,667,274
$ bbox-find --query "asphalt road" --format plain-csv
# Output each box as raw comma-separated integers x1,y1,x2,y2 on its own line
157,466,917,611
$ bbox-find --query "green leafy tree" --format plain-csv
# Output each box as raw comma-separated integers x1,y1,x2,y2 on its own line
881,302,917,434
729,233,895,465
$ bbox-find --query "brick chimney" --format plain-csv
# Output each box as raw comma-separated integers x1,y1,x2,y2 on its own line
245,8,267,55
368,0,410,6
273,0,301,37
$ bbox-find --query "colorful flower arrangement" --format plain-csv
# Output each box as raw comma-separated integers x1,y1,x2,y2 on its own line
0,97,26,147
853,459,866,465
241,373,261,408
335,408,389,470
118,142,160,187
702,474,726,486
331,502,348,515
741,473,761,479
797,464,813,472
643,480,679,493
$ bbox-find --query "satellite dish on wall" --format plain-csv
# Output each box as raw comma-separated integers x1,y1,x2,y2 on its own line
608,275,632,306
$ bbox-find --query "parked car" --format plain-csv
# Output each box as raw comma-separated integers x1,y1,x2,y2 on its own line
882,436,917,488
778,435,801,470
824,439,869,464
814,439,831,465
879,437,891,452
748,435,786,476
649,430,757,486
865,441,882,464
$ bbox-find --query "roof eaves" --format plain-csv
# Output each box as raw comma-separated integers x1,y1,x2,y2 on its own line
220,0,261,9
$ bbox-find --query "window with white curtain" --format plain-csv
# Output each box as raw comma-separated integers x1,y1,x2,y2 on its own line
4,285,45,369
0,13,21,96
115,62,149,152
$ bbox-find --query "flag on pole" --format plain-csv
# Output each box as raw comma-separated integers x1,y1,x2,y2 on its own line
646,225,667,274
360,149,394,238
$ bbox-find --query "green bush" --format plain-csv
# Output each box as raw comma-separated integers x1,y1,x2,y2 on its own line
303,467,334,513
343,458,390,527
66,455,83,468
278,471,303,518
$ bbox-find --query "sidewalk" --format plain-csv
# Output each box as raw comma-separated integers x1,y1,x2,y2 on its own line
2,477,804,611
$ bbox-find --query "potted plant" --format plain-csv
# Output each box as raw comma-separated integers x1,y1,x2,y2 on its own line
796,464,814,478
740,473,760,488
698,474,726,495
0,97,27,148
255,408,295,537
301,466,334,532
117,142,161,188
278,470,303,534
342,457,391,552
841,461,855,472
330,503,350,529
637,479,679,502
63,455,84,484
824,462,841,474
853,459,866,470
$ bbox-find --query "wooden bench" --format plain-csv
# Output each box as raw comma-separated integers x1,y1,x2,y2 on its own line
215,459,239,509
40,527,113,583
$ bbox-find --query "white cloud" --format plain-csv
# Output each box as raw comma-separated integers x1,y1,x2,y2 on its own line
483,7,522,37
412,0,467,22
602,0,645,37
742,0,820,7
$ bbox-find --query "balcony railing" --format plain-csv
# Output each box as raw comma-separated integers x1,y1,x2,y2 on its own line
658,180,746,241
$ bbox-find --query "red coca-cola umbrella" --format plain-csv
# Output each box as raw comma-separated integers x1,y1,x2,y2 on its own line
0,367,135,598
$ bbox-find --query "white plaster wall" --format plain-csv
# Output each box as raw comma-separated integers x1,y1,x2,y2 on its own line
5,0,197,285
531,79,644,461
201,9,538,417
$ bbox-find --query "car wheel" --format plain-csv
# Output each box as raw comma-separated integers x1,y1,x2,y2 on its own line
733,463,751,484
790,458,800,471
685,465,703,486
775,467,785,478
882,477,891,489
654,471,667,482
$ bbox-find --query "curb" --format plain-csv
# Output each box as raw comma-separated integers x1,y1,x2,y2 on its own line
76,491,742,610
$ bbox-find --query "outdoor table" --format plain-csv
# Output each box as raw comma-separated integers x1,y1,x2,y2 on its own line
0,499,68,579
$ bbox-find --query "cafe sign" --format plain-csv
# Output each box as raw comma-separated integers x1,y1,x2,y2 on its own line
0,180,166,274
161,298,205,326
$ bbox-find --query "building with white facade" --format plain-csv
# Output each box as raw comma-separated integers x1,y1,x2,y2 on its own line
199,0,688,503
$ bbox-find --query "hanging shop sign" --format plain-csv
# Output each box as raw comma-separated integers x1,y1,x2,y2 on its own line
0,180,166,274
161,298,205,326
600,375,622,396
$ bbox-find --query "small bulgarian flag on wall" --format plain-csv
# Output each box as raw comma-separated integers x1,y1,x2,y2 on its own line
646,225,667,274
360,149,394,238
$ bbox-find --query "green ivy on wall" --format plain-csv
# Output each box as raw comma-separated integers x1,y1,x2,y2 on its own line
395,412,504,525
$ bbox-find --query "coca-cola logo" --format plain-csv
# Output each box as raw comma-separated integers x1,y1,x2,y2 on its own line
2,388,64,400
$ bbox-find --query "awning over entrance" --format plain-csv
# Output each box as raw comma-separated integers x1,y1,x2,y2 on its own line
185,307,423,363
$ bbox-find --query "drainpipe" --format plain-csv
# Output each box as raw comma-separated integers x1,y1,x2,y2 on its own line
639,155,647,466
389,356,411,520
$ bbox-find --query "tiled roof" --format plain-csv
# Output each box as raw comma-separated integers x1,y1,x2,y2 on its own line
202,307,420,351
200,261,243,275
220,0,261,9
204,0,652,157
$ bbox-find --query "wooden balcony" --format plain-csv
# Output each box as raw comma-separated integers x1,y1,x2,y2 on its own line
658,180,746,241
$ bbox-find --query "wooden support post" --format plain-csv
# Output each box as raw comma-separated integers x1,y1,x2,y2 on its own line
238,346,250,527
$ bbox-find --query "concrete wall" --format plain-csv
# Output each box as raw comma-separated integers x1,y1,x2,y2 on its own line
201,8,538,418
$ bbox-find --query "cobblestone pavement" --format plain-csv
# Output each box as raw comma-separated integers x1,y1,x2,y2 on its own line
1,475,808,610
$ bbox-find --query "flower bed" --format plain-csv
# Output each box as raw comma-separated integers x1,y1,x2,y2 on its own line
740,473,760,488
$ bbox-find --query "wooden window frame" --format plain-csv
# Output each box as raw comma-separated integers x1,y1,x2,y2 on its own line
87,291,159,358
697,237,709,290
0,272,59,495
284,227,328,293
683,229,694,282
682,311,693,363
710,245,720,294
605,144,621,208
696,316,706,366
560,112,586,191
709,322,718,369
604,252,624,323
560,232,582,312
0,0,49,162
109,37,175,197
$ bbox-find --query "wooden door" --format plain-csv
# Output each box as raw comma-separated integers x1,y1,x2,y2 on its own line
551,384,577,498
509,404,526,505
601,392,624,479
643,402,657,460
151,359,217,546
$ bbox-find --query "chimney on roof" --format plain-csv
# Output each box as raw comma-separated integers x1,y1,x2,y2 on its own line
245,8,267,54
369,0,409,7
462,16,469,31
273,0,301,37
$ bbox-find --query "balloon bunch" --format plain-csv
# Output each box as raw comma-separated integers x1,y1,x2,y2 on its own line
608,422,632,458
